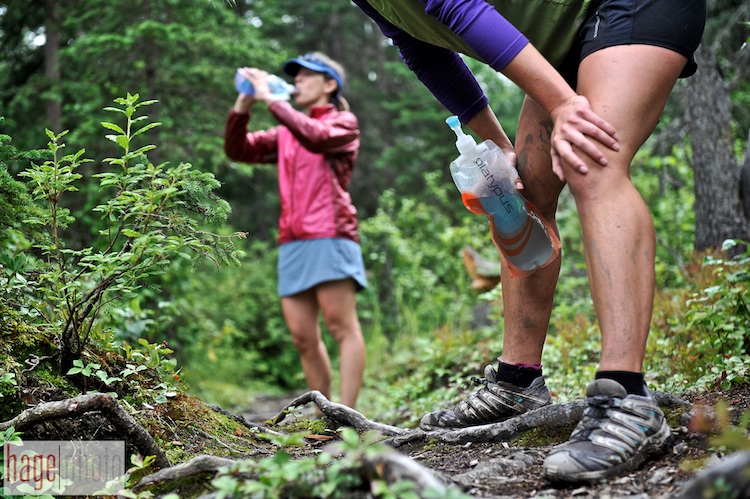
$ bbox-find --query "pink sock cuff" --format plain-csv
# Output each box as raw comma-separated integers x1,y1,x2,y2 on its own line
514,362,542,370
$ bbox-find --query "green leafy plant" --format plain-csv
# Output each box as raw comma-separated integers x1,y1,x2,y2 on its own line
208,428,468,498
117,338,181,404
0,372,18,398
683,240,750,390
65,359,122,393
19,93,246,371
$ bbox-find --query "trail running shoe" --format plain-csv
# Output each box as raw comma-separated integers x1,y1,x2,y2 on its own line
419,364,552,430
543,378,671,483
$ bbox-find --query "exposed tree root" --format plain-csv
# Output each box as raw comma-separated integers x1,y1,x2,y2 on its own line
135,448,453,496
3,388,699,498
363,448,451,492
0,392,170,469
270,390,411,437
272,390,692,447
132,455,235,493
676,450,750,498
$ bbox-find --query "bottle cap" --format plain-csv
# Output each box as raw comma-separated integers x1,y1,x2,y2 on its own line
446,116,477,156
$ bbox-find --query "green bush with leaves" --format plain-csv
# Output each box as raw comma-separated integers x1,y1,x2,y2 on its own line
16,93,245,370
358,171,487,342
208,429,470,499
648,239,750,394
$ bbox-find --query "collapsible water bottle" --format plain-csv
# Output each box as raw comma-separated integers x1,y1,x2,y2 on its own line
234,69,297,101
446,116,561,277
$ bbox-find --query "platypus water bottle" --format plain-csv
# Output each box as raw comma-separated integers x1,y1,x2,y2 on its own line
234,69,297,101
446,116,561,277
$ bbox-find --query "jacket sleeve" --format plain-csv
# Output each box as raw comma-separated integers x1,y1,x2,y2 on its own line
268,101,360,155
224,109,279,164
352,0,487,124
421,0,529,71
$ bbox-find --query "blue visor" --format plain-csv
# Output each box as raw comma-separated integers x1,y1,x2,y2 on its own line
283,54,344,95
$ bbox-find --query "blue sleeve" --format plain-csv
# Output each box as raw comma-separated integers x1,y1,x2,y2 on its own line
352,0,488,124
421,0,529,71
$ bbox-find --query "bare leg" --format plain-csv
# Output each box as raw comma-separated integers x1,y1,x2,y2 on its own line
499,96,565,366
316,279,366,408
542,45,689,483
282,289,332,400
569,45,686,372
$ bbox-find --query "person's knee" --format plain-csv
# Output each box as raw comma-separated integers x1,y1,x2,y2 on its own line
289,330,320,353
324,315,360,344
566,163,634,205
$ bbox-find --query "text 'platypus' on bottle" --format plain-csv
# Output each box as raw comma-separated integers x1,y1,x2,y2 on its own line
446,115,561,277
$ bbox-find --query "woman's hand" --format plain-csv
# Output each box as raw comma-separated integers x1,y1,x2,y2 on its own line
233,67,277,113
549,95,619,181
241,67,276,105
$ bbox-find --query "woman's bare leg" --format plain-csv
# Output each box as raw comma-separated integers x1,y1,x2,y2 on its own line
282,289,332,399
316,279,366,408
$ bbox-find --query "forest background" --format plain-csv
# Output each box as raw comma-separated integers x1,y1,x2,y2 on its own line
1,0,749,430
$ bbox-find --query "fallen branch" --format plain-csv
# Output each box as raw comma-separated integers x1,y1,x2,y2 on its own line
654,391,692,408
136,449,455,497
418,393,691,445
132,454,235,493
363,449,451,493
0,392,170,469
273,391,692,447
677,450,750,498
423,401,585,445
270,390,411,437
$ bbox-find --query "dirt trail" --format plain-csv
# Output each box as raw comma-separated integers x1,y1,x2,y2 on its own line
240,383,750,498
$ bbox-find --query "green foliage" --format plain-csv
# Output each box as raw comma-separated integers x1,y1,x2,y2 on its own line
364,327,503,426
160,240,302,407
0,427,24,491
110,338,182,406
17,93,245,368
358,171,485,341
632,143,696,287
0,122,46,236
650,240,750,393
207,428,470,498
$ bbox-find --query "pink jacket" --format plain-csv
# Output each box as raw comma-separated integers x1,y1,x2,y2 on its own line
224,102,361,245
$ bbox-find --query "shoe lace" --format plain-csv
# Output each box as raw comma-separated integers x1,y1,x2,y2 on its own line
572,394,620,441
462,376,490,390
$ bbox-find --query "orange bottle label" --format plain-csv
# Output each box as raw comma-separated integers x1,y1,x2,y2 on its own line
462,191,532,255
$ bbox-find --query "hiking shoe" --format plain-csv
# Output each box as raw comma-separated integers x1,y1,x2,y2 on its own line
543,378,671,483
419,364,552,430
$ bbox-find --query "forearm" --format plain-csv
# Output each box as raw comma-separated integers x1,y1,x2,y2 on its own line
465,105,513,152
232,93,254,114
501,45,577,118
224,110,278,163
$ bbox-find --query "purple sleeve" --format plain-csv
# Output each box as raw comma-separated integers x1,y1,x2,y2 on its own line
421,0,529,71
352,0,487,124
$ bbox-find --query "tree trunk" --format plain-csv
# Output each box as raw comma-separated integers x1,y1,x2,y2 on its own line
741,133,750,219
684,44,750,251
44,0,62,133
140,0,161,166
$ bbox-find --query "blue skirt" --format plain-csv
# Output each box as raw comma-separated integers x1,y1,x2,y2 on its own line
278,238,367,297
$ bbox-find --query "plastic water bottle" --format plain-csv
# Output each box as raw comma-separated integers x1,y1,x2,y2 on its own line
234,69,297,101
446,116,561,277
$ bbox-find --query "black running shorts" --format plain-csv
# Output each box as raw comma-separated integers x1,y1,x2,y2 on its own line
558,0,707,86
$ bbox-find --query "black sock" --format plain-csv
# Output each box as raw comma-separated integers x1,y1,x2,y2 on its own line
595,370,647,396
496,361,542,387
